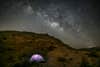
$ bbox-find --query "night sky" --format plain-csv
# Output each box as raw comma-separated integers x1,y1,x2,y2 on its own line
0,0,100,48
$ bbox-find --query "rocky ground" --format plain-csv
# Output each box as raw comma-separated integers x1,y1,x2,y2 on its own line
0,31,100,67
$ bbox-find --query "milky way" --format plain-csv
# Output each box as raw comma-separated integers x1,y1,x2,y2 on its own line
0,0,100,48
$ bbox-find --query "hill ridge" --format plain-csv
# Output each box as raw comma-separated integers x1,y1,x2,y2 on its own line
0,31,100,67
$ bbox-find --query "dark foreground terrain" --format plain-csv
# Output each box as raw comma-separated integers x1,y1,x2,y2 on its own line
0,31,100,67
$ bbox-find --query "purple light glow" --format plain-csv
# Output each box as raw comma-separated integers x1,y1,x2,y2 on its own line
29,54,44,63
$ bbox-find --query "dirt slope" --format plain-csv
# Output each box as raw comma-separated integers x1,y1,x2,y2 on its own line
0,31,100,67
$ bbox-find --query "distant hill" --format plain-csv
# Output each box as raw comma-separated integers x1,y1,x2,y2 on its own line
0,31,100,67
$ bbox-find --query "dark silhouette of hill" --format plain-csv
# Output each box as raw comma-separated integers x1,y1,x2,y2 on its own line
0,31,100,67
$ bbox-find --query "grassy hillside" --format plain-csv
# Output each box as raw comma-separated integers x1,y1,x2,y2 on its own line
0,31,100,67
